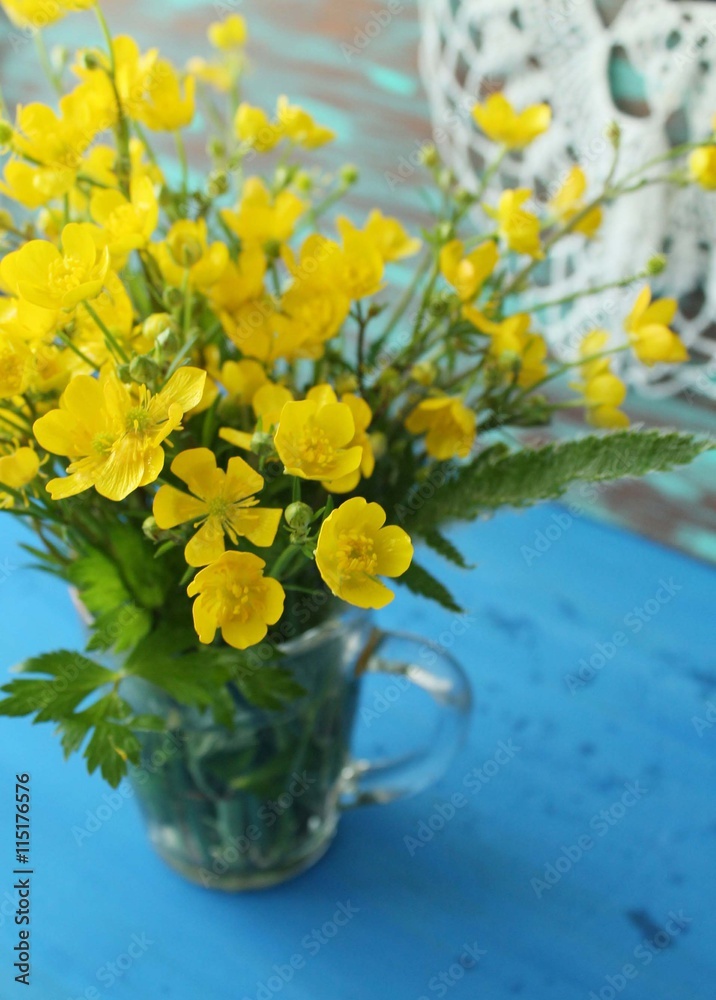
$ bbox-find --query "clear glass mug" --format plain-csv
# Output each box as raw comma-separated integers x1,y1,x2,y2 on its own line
123,612,471,891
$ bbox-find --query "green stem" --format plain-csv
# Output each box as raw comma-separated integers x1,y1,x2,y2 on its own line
57,331,98,370
34,33,62,96
83,302,129,363
175,131,189,204
515,272,645,315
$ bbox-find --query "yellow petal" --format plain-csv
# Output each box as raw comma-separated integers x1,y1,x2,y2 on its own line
153,484,207,529
185,518,226,567
228,506,282,547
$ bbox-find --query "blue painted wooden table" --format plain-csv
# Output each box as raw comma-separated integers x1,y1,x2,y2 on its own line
0,498,714,1000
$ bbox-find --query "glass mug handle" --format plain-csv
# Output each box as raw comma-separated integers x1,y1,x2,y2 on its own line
340,627,472,808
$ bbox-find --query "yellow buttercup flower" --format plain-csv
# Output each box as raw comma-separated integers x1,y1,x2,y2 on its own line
303,386,374,493
0,444,39,508
0,224,110,312
335,217,385,300
549,167,602,238
315,497,413,610
570,330,628,428
0,333,34,399
153,448,282,567
218,359,268,408
624,287,688,365
689,146,716,190
89,176,158,266
363,210,421,262
221,177,306,249
153,219,229,291
405,395,476,460
33,366,206,501
208,251,274,359
208,14,247,50
234,104,281,152
463,309,547,388
73,36,159,127
276,95,335,149
440,239,498,302
0,0,94,29
187,551,285,650
186,57,233,94
485,189,543,258
220,382,294,452
472,93,551,149
274,395,363,482
139,60,196,132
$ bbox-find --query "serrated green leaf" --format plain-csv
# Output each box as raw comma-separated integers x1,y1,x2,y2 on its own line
398,562,463,613
411,431,712,528
421,528,474,569
84,720,141,788
0,652,115,723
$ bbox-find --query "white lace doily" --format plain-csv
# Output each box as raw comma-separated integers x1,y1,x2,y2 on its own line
419,0,716,398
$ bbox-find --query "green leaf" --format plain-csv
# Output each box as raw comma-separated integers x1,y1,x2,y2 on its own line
0,651,114,723
123,626,235,708
84,719,141,787
398,562,463,613
233,664,306,711
411,430,712,528
87,604,152,654
421,528,474,569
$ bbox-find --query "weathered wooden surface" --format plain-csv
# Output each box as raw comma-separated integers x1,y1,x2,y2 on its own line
0,0,714,560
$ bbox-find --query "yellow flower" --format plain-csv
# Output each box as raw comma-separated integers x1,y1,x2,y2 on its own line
208,251,274,359
303,386,374,493
220,382,294,452
221,177,306,249
140,60,195,131
274,395,363,482
315,497,413,610
89,176,158,266
363,209,421,262
571,330,628,428
472,93,551,149
208,14,247,50
405,396,476,460
440,239,498,302
186,58,233,94
187,551,285,650
153,448,282,567
485,189,543,258
73,36,159,127
624,287,688,365
0,445,39,508
218,359,267,407
335,217,385,300
549,167,602,238
0,0,94,28
463,309,547,388
234,104,281,152
0,332,34,398
689,146,716,190
0,224,110,312
33,366,206,501
276,95,335,149
153,219,229,291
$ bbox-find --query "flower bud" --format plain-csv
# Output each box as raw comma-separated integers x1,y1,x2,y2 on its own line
129,354,161,385
167,232,203,269
369,431,387,461
605,120,621,148
436,221,454,242
0,209,14,232
645,253,667,276
294,170,313,193
419,144,439,168
250,430,274,455
285,501,313,532
339,163,359,186
410,361,437,387
142,516,160,541
208,137,227,160
335,373,359,394
163,286,185,311
142,312,174,342
206,169,229,198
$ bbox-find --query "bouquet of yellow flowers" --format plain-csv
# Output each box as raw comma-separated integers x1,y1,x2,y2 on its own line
0,2,711,797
